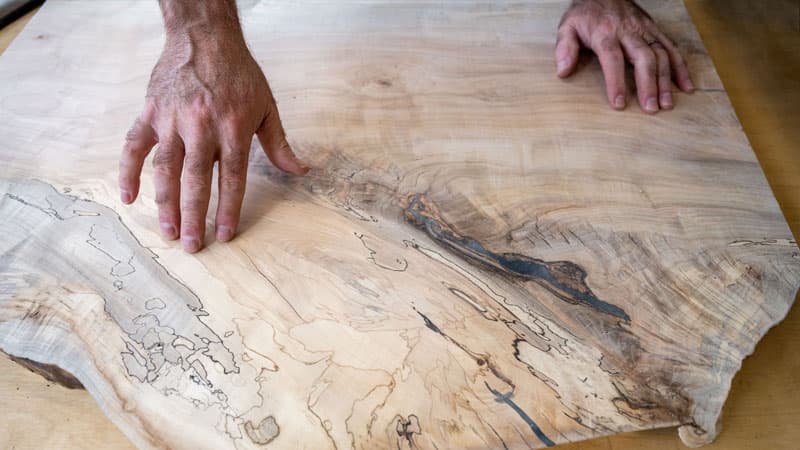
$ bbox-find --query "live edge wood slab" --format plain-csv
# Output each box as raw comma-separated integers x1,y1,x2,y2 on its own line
0,1,797,449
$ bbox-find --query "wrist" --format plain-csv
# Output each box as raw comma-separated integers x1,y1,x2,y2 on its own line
159,0,245,47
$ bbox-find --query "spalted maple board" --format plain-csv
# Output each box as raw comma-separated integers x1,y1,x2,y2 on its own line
0,1,797,449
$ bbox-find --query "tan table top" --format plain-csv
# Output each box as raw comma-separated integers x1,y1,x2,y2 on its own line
1,1,798,449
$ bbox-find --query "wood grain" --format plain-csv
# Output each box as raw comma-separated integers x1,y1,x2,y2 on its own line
1,1,798,449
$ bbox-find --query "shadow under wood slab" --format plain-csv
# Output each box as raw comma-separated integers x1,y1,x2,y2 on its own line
0,1,798,449
4,352,84,389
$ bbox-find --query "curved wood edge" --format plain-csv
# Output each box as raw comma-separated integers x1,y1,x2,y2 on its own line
1,1,799,450
3,351,84,390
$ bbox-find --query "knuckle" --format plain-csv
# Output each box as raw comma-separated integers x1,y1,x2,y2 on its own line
188,100,214,127
629,39,649,51
180,224,202,240
125,123,141,143
190,95,210,113
181,195,207,216
183,174,209,192
190,116,213,133
555,28,570,45
154,189,174,206
124,130,148,155
621,21,645,36
153,163,180,177
225,112,251,133
595,20,618,38
122,140,138,154
152,149,179,171
184,154,213,177
220,174,245,193
263,100,279,125
141,99,157,118
223,150,247,172
118,152,133,167
117,173,134,186
122,140,144,157
635,53,657,72
216,218,237,230
597,36,618,54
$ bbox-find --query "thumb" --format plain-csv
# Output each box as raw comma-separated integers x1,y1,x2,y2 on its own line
256,98,309,175
555,25,580,78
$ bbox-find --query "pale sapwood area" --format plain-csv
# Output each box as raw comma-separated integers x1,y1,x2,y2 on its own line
0,1,798,449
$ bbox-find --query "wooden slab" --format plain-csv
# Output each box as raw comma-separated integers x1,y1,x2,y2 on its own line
0,1,797,448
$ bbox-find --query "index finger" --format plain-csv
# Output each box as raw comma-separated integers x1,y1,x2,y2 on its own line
119,115,157,204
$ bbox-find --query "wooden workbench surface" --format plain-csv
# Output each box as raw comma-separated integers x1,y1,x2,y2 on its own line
1,1,798,449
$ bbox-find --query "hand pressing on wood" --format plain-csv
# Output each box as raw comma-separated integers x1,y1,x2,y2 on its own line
555,0,694,113
118,0,308,253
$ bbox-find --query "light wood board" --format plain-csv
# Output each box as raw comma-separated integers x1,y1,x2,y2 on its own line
1,1,798,449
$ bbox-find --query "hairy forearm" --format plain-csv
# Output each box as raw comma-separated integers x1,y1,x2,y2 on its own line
154,0,252,84
567,0,652,21
158,0,245,45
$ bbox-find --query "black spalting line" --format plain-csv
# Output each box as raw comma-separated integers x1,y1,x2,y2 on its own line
415,309,514,388
485,381,556,447
404,195,630,322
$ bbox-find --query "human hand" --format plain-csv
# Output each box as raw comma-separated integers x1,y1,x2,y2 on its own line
118,1,308,253
555,0,694,113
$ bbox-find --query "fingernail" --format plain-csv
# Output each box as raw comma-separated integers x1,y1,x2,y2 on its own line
120,190,132,204
614,95,625,109
296,158,310,173
686,79,695,92
216,226,234,242
181,236,201,253
160,223,177,240
660,92,673,109
557,57,570,74
645,97,659,112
